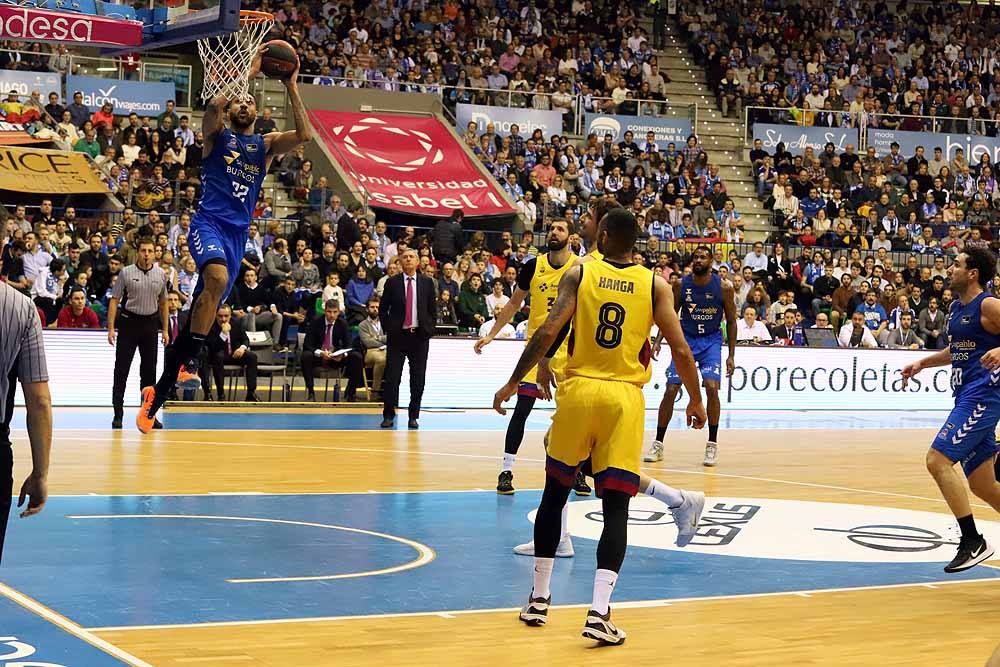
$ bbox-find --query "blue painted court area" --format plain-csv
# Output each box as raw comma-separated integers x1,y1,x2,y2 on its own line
1,491,996,631
0,595,127,665
13,407,954,431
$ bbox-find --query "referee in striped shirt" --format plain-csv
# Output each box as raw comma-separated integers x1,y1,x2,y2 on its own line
0,281,52,565
107,238,168,429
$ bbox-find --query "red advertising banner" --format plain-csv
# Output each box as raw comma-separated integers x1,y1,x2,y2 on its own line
0,6,143,48
308,111,515,217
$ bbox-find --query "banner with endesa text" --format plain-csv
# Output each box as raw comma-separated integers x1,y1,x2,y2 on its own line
309,111,516,217
867,128,1000,162
66,75,175,115
456,103,564,138
0,5,141,48
752,123,858,156
584,112,692,149
0,146,108,194
0,70,60,100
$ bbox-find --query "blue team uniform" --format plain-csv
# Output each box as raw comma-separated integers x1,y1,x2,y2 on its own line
189,127,267,302
667,273,724,385
932,293,1000,476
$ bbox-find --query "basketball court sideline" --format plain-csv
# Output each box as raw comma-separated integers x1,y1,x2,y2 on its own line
3,408,1000,666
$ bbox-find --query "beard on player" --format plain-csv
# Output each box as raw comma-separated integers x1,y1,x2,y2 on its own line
692,259,711,276
228,96,257,131
547,233,568,251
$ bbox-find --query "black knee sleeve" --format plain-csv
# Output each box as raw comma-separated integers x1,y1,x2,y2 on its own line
596,489,630,573
534,475,572,558
504,394,536,455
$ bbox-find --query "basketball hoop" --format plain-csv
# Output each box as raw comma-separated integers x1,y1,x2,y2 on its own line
197,9,274,102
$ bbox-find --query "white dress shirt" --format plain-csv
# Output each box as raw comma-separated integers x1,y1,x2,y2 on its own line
736,318,772,342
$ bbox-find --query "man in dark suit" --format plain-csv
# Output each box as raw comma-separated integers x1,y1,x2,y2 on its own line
379,248,436,429
200,304,259,402
301,299,364,402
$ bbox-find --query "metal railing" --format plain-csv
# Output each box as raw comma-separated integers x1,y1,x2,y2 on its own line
0,47,194,108
743,105,1000,154
293,73,697,137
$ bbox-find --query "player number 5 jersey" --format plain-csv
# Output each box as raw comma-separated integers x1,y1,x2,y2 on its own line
199,127,267,227
566,259,654,386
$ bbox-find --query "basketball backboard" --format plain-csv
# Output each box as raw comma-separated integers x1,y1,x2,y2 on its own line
106,0,241,53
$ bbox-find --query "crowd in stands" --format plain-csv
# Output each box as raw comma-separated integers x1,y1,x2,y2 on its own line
681,0,1000,130
728,239,960,351
245,0,673,119
0,0,993,365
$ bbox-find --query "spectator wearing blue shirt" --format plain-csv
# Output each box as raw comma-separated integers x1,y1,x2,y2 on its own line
800,188,824,220
855,289,888,341
346,264,375,311
919,191,940,221
647,216,672,241
803,252,825,286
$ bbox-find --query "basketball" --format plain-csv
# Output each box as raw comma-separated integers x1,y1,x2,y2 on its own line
259,40,298,80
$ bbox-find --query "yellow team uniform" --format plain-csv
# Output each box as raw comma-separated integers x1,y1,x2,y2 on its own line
547,258,654,496
519,252,578,396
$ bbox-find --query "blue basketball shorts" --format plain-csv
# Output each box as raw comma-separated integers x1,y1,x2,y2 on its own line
667,330,723,385
932,397,1000,477
187,213,249,303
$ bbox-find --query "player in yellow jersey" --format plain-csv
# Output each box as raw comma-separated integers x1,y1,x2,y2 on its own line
494,208,706,645
474,220,589,497
511,200,708,560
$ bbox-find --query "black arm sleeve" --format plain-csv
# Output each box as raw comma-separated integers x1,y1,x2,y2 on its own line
544,320,571,358
516,257,537,292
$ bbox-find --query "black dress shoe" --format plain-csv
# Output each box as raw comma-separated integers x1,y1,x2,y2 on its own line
380,418,395,428
307,391,316,402
111,419,123,429
408,419,419,430
245,393,260,403
344,393,357,403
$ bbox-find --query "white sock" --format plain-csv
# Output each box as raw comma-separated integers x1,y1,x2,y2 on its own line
591,568,618,615
645,478,684,508
533,557,554,599
502,453,516,472
560,502,570,540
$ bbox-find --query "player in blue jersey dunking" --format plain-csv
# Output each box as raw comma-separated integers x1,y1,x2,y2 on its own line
136,44,312,432
902,248,1000,572
646,245,737,466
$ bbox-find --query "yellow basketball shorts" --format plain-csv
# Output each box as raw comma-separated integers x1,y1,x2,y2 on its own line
517,352,567,398
545,375,645,496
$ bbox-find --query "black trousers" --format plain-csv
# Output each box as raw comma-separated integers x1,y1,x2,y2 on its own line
1,427,12,565
382,332,429,420
201,350,258,399
300,351,363,398
113,313,159,418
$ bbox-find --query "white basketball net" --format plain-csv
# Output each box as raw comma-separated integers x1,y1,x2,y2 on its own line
197,14,274,102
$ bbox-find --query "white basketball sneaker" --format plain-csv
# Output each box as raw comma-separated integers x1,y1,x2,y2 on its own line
670,490,705,547
703,441,718,467
513,535,575,557
643,439,664,462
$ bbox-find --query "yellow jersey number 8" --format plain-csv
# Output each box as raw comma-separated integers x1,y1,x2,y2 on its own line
596,302,625,349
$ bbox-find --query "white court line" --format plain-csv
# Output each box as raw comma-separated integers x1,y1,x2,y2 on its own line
0,582,156,666
84,575,1000,633
55,435,993,510
66,514,436,584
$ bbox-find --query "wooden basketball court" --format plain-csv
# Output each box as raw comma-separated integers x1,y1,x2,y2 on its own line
3,408,1000,666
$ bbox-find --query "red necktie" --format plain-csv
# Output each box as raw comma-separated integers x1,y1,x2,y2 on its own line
323,323,333,351
404,276,415,328
170,315,178,342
